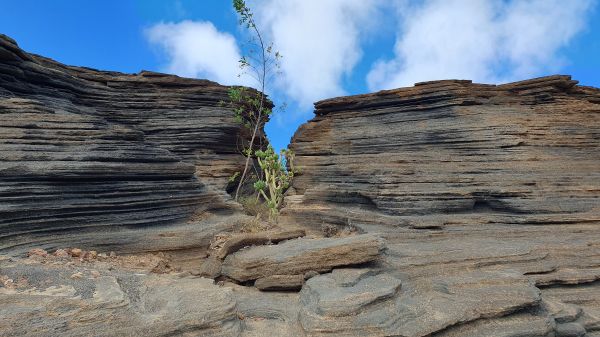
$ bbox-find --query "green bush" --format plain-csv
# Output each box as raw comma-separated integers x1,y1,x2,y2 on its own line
253,145,295,220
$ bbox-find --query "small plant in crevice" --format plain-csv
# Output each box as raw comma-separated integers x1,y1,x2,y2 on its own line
253,145,295,220
227,0,283,202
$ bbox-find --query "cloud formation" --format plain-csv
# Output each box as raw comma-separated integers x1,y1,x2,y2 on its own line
253,0,382,107
367,0,595,91
146,20,248,86
145,1,595,108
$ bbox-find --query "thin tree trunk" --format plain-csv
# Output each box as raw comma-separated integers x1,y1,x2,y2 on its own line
234,19,268,201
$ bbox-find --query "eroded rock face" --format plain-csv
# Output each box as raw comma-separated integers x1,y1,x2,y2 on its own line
0,34,260,255
282,75,600,336
283,75,600,229
2,33,600,337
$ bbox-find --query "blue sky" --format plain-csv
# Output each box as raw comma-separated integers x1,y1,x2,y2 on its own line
1,0,599,151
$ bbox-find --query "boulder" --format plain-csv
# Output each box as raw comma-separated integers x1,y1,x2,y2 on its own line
221,234,385,282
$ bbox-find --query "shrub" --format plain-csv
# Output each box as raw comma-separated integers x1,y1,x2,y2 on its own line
253,145,295,220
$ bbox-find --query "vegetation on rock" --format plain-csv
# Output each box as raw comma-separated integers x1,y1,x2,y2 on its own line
228,0,293,220
254,145,295,220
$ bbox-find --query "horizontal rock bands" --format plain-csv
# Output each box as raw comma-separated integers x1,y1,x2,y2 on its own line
0,34,257,254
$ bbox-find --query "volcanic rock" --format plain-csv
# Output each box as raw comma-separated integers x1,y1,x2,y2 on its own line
0,258,241,337
282,74,600,337
283,75,600,230
0,34,262,255
221,234,385,282
212,229,306,260
299,269,540,337
254,274,305,291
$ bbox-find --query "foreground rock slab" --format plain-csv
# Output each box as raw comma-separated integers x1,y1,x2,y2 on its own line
299,269,541,337
221,234,385,282
0,259,241,337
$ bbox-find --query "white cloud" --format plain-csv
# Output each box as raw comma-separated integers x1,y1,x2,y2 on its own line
252,0,383,108
367,0,595,91
146,20,250,86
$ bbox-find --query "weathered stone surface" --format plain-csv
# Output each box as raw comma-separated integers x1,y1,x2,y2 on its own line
213,229,306,260
221,234,385,282
3,33,600,337
433,312,555,337
283,75,600,230
280,74,600,337
0,34,263,255
197,255,223,278
255,274,305,291
0,258,241,337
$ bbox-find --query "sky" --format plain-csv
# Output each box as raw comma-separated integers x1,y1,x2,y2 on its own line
1,0,599,151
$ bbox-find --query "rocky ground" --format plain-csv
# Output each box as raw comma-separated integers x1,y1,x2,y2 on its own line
2,221,599,336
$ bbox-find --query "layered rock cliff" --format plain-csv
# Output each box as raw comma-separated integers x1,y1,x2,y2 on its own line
284,75,600,229
0,34,258,254
2,32,600,337
281,75,600,336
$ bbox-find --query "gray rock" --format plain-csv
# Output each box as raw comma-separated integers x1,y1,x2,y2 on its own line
0,261,241,337
299,269,541,337
434,312,555,337
300,269,400,317
0,34,265,255
198,256,223,279
213,229,306,260
255,274,305,291
555,322,586,337
221,234,385,282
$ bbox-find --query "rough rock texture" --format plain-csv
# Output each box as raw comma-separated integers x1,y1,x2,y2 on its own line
280,76,600,336
0,256,241,337
299,268,545,337
213,229,306,260
221,234,385,282
255,274,305,291
0,34,260,255
284,75,600,229
2,33,600,336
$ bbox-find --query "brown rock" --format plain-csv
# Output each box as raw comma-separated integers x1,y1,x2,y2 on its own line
54,249,70,258
0,34,266,256
221,234,385,282
197,256,222,279
70,248,83,258
70,272,84,279
26,248,48,258
283,75,600,232
255,274,305,291
212,229,306,260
